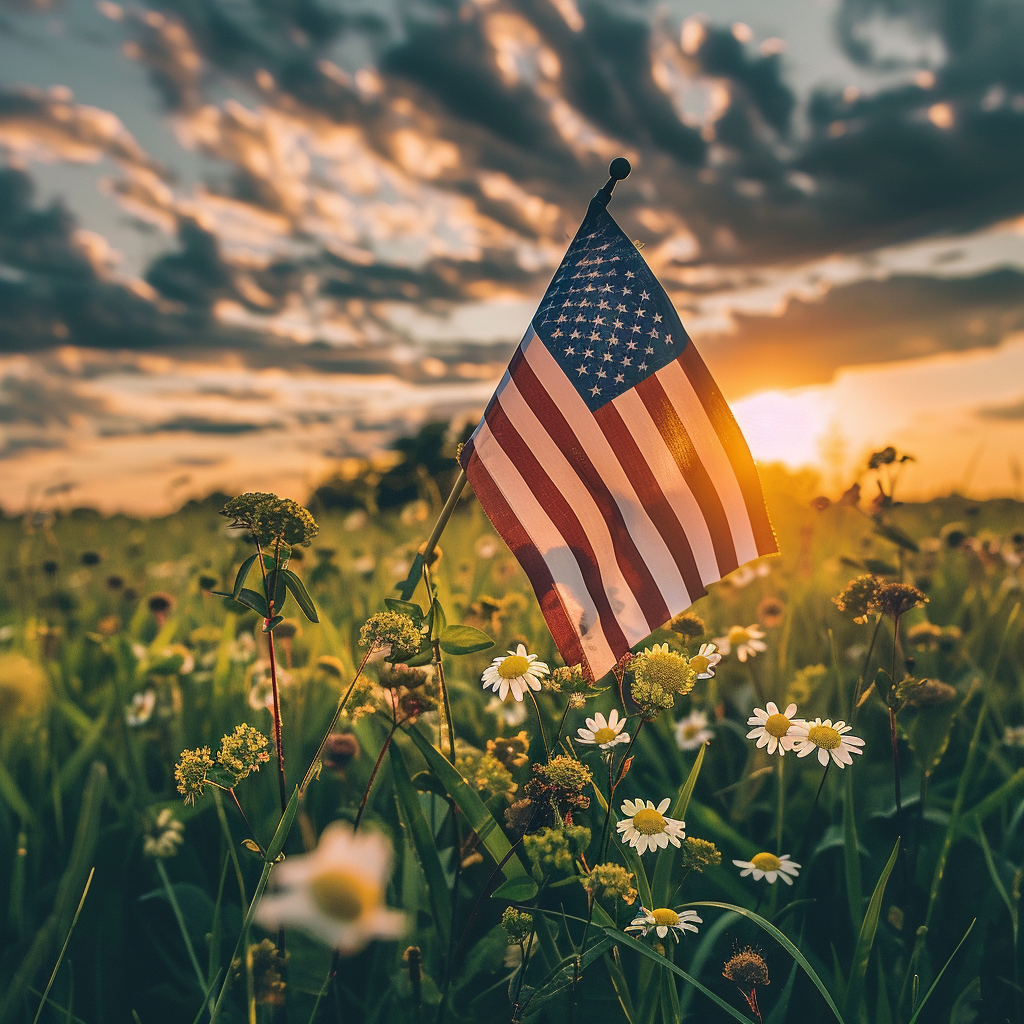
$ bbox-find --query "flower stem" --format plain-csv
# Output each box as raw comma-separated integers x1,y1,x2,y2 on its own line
851,614,883,727
353,715,400,831
527,690,549,760
599,720,644,860
776,757,784,855
552,698,572,749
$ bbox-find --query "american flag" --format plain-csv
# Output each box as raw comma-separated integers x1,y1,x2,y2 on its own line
459,195,777,682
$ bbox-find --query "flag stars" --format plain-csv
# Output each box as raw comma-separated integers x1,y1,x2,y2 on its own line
646,345,654,354
584,348,594,358
590,385,602,396
653,313,663,323
626,271,635,279
639,362,648,371
613,319,623,328
640,291,650,300
602,352,613,362
627,340,637,350
570,330,581,339
615,373,625,383
564,346,575,356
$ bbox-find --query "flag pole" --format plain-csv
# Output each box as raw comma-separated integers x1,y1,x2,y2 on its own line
417,158,632,567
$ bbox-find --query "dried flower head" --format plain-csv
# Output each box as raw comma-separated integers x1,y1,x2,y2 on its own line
680,836,722,873
501,907,534,944
378,663,428,691
217,723,271,783
833,575,883,624
221,492,319,547
876,582,927,621
583,862,637,904
322,732,361,773
175,746,214,805
723,946,770,990
487,731,531,769
668,611,705,640
359,612,421,654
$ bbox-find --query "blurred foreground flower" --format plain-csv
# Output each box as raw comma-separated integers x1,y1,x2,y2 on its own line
576,708,630,749
626,906,702,940
481,644,549,702
256,823,406,955
0,653,48,723
733,852,800,885
746,702,802,756
617,798,685,854
792,718,864,767
715,625,766,662
675,710,713,750
125,688,156,727
143,808,184,858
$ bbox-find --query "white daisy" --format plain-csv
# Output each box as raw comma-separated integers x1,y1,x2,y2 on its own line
746,702,802,756
481,644,550,702
577,708,630,749
689,642,721,679
486,695,528,727
626,906,703,940
255,822,406,956
714,624,767,662
616,798,686,854
733,852,801,885
125,688,156,727
675,710,714,751
792,718,865,767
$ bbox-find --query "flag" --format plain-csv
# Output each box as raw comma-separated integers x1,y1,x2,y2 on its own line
459,191,777,682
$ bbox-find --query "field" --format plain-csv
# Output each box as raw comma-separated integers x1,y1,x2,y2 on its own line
0,454,1022,1024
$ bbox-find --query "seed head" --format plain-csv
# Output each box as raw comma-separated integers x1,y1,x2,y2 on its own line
668,611,705,640
875,582,927,621
833,575,882,624
723,946,769,990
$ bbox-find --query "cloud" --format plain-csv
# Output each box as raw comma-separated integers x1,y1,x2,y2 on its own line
977,396,1024,419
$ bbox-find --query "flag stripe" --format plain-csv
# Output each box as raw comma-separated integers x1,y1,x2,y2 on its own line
519,330,699,611
654,358,759,565
509,343,672,631
633,373,740,577
678,344,777,555
463,453,587,670
483,400,634,657
591,400,708,604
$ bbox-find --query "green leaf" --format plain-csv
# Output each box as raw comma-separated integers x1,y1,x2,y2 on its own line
234,588,269,618
262,615,284,633
873,521,919,553
652,744,705,907
906,920,975,1024
385,598,423,623
490,877,539,902
687,902,846,1023
397,553,425,602
281,569,319,623
0,760,37,827
438,624,494,656
231,553,259,599
264,787,299,862
843,768,863,940
430,598,448,643
406,725,527,881
521,937,615,1016
844,838,900,1022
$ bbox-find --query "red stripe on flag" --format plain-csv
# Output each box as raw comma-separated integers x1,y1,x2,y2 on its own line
509,349,671,632
484,400,633,660
592,401,707,603
677,345,778,556
462,452,588,671
634,374,740,577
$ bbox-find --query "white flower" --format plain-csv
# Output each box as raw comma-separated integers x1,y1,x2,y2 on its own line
475,534,500,559
626,906,703,940
616,798,685,854
1004,725,1024,748
688,642,721,679
792,718,865,767
715,624,767,662
481,644,549,702
733,852,801,885
486,695,528,727
675,710,714,751
746,702,802,756
577,708,630,749
126,689,156,727
255,822,406,956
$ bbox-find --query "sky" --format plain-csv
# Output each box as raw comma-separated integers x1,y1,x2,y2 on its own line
2,0,1024,513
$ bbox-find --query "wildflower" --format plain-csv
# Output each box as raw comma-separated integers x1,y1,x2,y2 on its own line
254,822,406,955
617,798,685,854
378,663,429,691
785,665,826,709
1004,726,1024,748
481,644,550,702
510,758,592,833
150,644,195,676
545,663,591,695
539,755,592,791
632,643,695,695
126,688,156,727
675,710,714,750
756,596,785,629
583,863,637,905
630,670,676,720
455,745,517,799
221,492,319,547
143,808,185,858
876,582,927,621
475,534,500,559
576,708,630,749
626,906,702,940
486,731,531,769
0,653,48,722
792,718,864,767
746,702,802,756
906,621,943,650
833,575,882,624
723,945,770,1018
232,939,286,1007
733,852,801,885
175,746,214,805
714,625,766,662
359,612,421,655
501,907,534,945
680,836,721,872
668,611,705,640
487,695,528,727
523,825,591,875
688,642,721,679
218,724,271,783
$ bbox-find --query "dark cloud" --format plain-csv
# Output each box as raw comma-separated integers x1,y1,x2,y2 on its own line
977,396,1024,419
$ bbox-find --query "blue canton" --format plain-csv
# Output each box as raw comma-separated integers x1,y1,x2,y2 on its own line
532,205,690,412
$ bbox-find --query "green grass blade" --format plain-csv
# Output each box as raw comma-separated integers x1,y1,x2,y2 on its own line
0,760,38,827
843,769,863,940
844,837,900,1022
974,823,1016,945
155,859,211,1011
31,867,94,1024
390,738,451,950
687,901,846,1024
652,745,705,908
406,724,527,880
906,920,975,1024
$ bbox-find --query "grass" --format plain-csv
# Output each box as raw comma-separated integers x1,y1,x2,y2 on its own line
0,463,1022,1023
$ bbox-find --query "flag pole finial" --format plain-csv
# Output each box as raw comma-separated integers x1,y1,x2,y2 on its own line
593,157,631,207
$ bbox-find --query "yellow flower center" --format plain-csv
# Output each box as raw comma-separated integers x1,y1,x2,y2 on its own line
750,852,781,872
593,726,617,745
764,713,792,738
688,654,711,674
808,724,842,750
637,649,693,695
683,724,699,738
498,655,530,680
728,626,752,646
631,808,667,835
310,869,379,922
652,908,680,927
